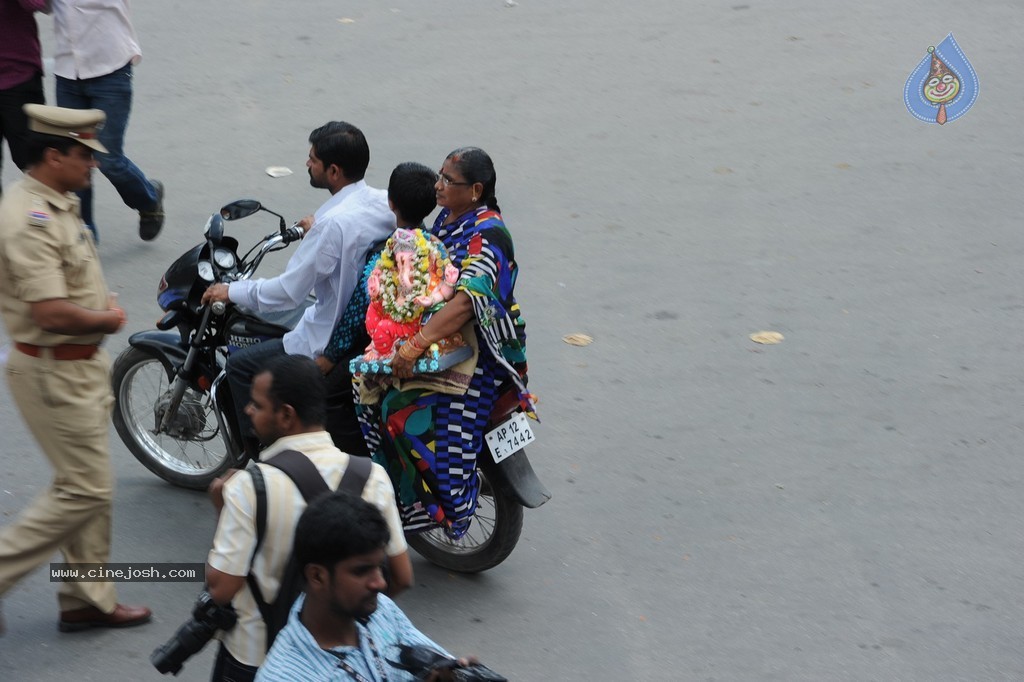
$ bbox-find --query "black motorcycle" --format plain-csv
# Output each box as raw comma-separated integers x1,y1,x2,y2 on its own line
111,199,549,572
111,199,304,489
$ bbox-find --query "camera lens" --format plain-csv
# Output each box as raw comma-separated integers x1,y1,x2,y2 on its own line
150,592,238,675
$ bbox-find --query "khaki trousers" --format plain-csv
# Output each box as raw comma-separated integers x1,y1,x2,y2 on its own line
0,348,118,612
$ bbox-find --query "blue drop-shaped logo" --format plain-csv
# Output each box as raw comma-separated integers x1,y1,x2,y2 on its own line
905,33,978,124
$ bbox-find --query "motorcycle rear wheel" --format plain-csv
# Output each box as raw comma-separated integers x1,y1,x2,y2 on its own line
406,465,524,573
111,347,235,490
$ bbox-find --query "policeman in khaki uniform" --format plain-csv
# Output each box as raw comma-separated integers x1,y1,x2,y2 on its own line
0,105,150,633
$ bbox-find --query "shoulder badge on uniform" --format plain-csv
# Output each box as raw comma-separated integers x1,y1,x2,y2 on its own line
28,209,51,228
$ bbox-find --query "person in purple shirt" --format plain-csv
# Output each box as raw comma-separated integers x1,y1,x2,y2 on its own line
0,0,49,196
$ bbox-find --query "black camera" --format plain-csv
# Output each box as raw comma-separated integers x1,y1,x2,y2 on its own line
151,591,238,676
389,644,507,681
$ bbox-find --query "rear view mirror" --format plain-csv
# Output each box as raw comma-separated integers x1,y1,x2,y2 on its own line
220,199,262,221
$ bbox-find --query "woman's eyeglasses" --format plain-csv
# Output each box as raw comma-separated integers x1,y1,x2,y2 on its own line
437,172,471,188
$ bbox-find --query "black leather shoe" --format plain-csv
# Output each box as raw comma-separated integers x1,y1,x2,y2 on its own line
59,603,152,632
139,180,165,241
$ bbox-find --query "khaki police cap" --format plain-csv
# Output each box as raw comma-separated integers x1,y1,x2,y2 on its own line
23,104,108,153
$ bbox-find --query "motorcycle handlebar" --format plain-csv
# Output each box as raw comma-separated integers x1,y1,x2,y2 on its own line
236,230,294,281
216,210,303,285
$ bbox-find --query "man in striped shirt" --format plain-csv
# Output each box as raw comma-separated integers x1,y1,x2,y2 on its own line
256,493,478,682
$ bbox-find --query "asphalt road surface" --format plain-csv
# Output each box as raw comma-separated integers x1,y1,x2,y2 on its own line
1,1,1022,680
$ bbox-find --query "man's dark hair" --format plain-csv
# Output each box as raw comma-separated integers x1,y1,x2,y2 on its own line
308,121,369,182
23,133,87,167
293,492,390,570
447,146,500,214
259,354,326,426
388,162,437,226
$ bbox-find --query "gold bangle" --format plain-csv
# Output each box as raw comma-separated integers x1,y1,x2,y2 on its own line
398,341,424,361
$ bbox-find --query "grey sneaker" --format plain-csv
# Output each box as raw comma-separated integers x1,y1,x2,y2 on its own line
139,180,164,241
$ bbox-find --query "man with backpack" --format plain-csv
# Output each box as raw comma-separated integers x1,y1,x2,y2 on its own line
205,354,413,682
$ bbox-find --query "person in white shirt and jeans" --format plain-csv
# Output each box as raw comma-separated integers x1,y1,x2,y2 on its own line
201,121,395,459
50,0,164,241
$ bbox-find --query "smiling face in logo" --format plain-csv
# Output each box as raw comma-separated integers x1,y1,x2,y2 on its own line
924,73,960,104
923,52,960,105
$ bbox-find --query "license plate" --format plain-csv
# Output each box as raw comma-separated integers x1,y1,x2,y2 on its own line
485,412,536,463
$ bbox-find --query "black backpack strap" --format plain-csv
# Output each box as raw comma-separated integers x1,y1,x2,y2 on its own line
338,455,373,496
338,455,387,587
248,463,268,556
262,449,331,501
247,450,360,571
245,450,334,652
246,463,273,636
245,451,373,652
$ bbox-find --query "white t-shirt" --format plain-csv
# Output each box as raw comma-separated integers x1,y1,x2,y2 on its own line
51,0,142,80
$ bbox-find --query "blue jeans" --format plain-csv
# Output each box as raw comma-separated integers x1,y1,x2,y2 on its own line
55,63,158,235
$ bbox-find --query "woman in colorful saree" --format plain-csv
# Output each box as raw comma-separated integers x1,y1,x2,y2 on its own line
357,147,536,539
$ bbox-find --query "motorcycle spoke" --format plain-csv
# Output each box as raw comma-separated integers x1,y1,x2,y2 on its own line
415,491,498,553
405,466,525,572
116,354,231,478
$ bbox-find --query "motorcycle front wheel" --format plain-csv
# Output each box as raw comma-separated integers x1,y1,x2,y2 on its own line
406,464,524,573
111,347,235,490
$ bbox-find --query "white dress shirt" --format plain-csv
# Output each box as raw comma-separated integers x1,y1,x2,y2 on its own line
228,180,395,358
51,0,141,80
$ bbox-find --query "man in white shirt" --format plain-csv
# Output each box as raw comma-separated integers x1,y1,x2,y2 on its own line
50,0,164,241
201,121,395,458
205,354,413,681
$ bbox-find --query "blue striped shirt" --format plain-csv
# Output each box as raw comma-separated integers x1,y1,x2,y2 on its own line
255,594,448,681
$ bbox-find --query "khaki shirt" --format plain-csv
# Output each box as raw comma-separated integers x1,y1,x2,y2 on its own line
0,176,109,346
